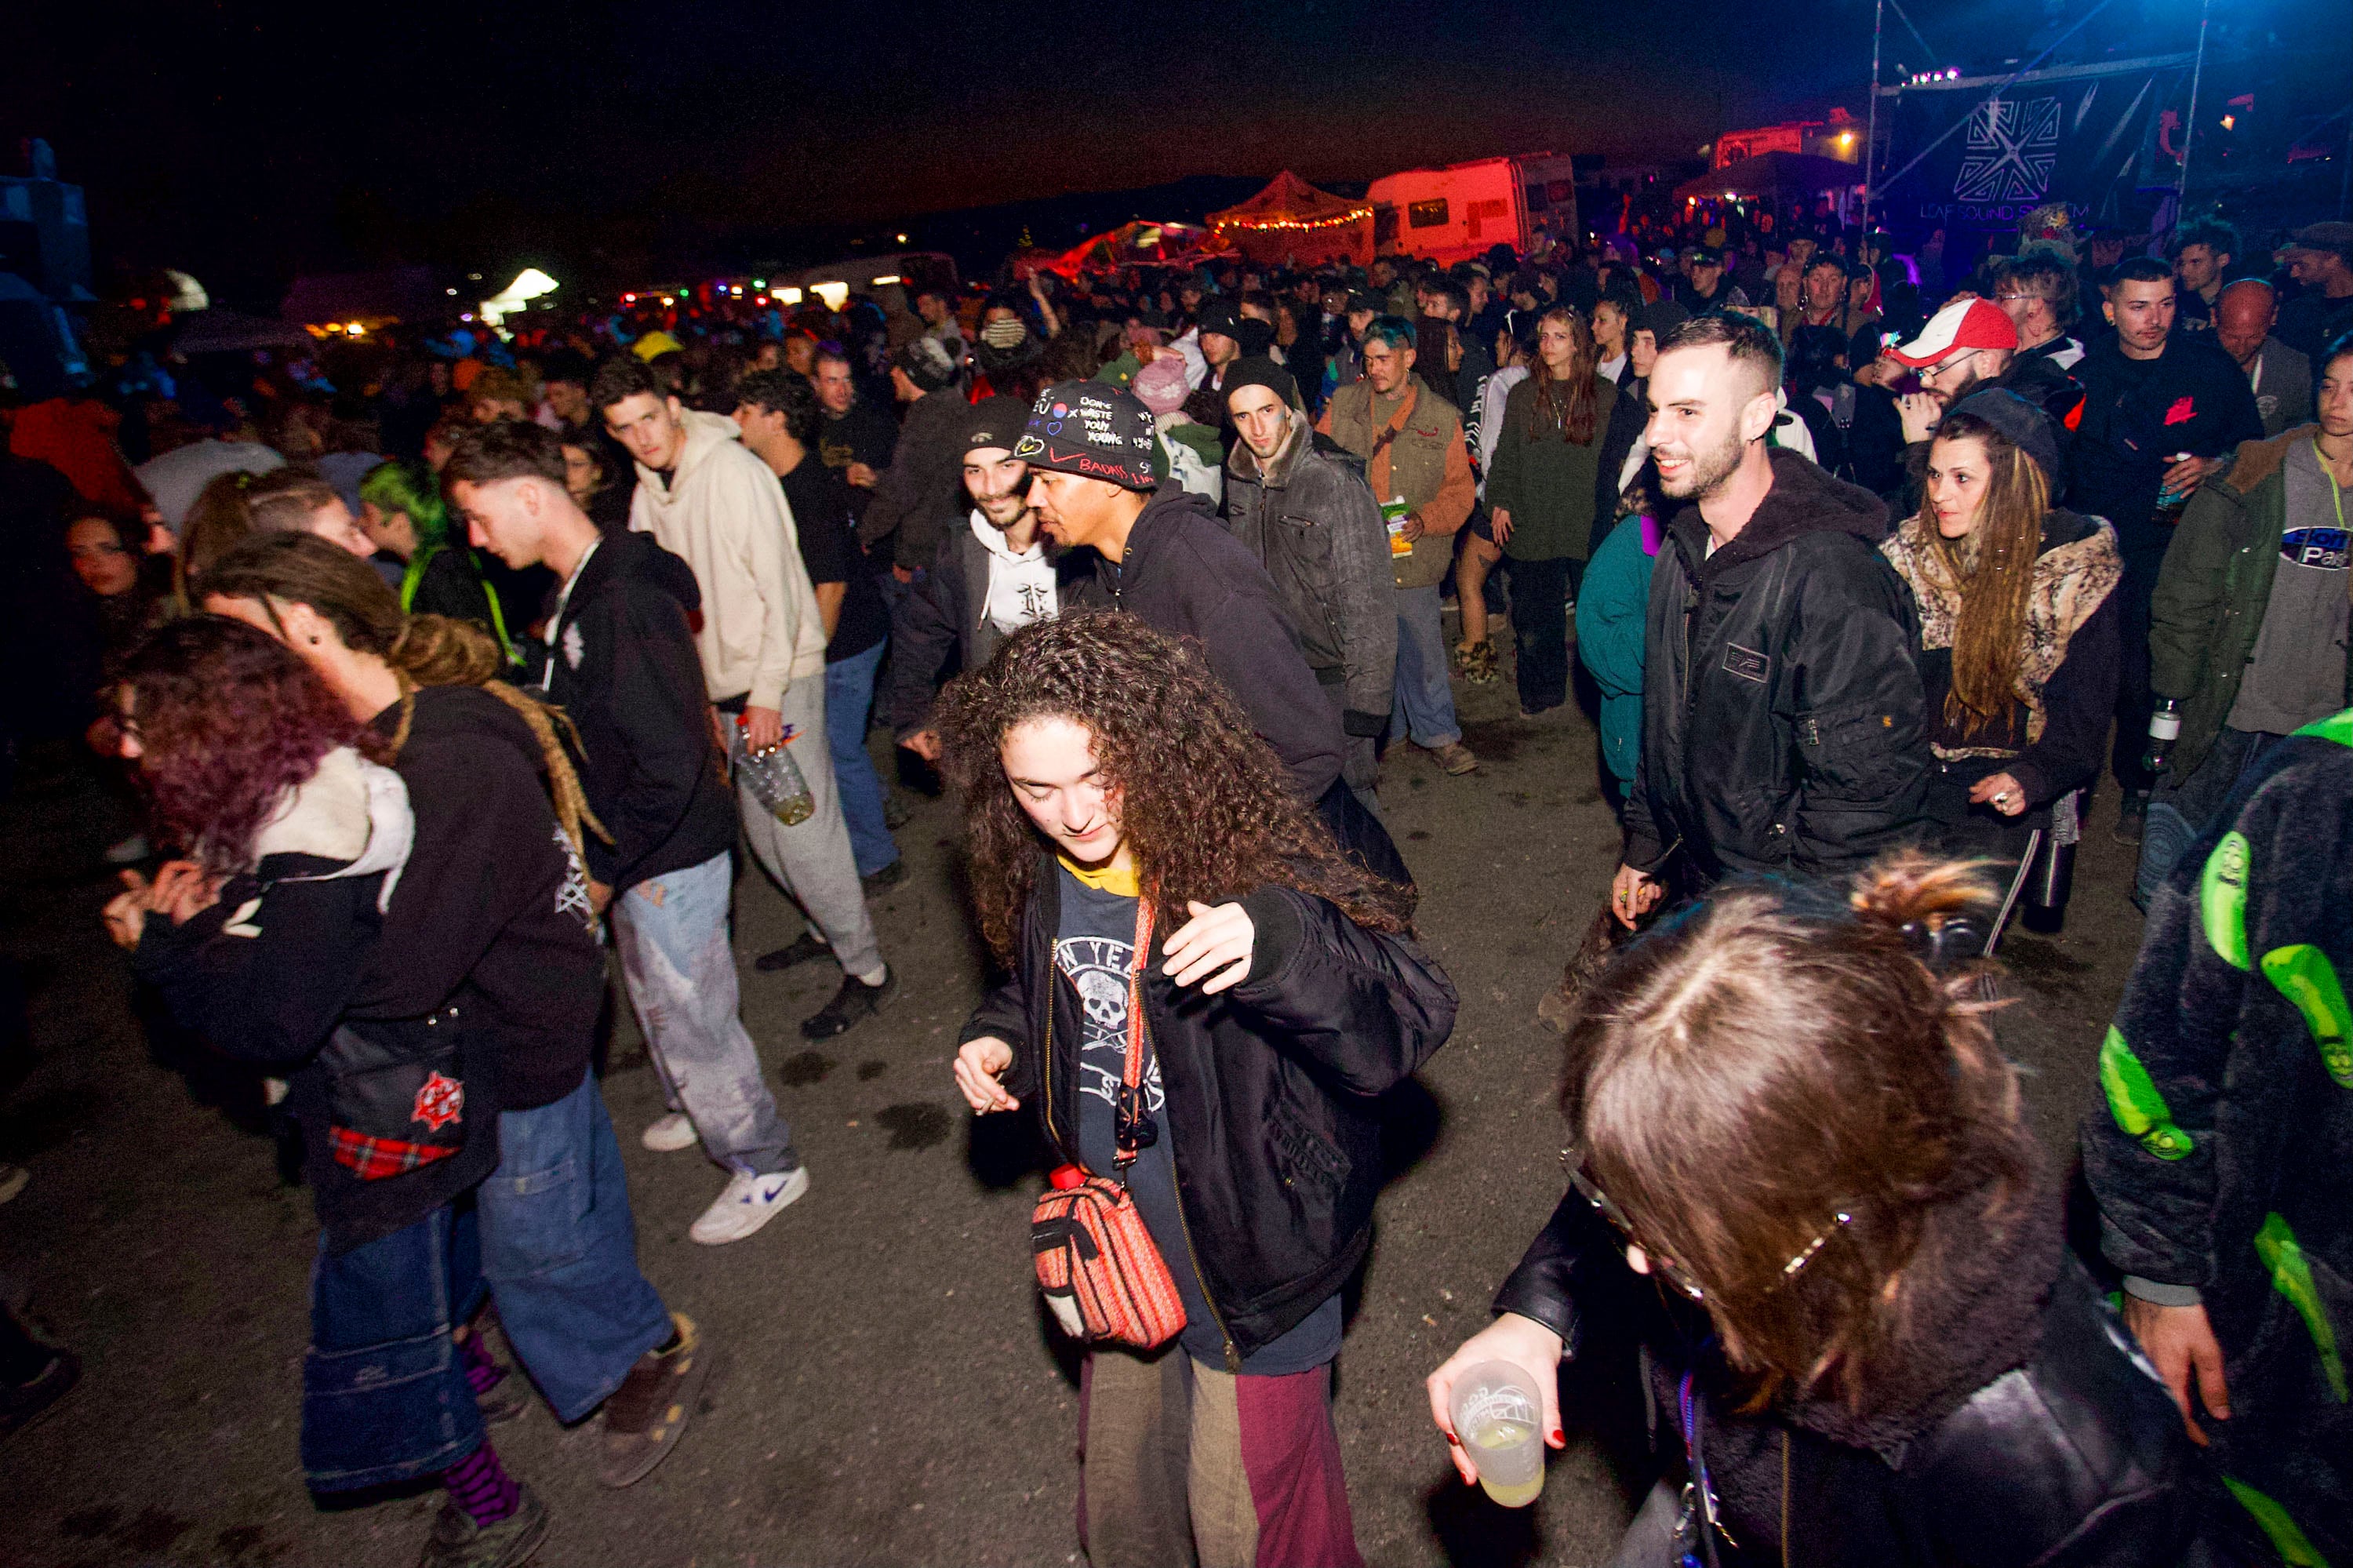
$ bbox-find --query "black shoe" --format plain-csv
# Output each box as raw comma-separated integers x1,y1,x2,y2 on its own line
2112,790,2150,846
800,970,896,1040
755,933,831,973
882,795,915,830
417,1482,549,1568
862,860,907,892
0,1349,80,1448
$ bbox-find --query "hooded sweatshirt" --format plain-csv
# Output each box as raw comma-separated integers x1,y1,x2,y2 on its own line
627,409,827,710
973,510,1060,635
1624,448,1933,885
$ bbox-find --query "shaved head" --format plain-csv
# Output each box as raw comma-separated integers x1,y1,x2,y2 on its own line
2214,278,2277,369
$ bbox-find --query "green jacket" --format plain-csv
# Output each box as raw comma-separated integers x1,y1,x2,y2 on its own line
2151,424,2349,781
1485,374,1617,563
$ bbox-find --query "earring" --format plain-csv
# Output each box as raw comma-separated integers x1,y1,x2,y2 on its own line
307,635,322,646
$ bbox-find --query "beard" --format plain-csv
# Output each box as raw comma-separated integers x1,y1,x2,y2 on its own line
1655,424,1747,500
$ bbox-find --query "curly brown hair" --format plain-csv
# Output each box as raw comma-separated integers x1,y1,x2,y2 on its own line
935,612,1411,960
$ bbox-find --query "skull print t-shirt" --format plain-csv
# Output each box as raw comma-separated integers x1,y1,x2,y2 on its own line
1053,857,1340,1373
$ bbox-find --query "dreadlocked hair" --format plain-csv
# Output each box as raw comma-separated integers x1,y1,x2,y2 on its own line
934,611,1413,962
1914,410,2049,740
196,531,609,861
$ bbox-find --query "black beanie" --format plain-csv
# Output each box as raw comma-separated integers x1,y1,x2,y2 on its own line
964,395,1031,455
1944,388,2062,486
1014,381,1158,491
1220,356,1297,409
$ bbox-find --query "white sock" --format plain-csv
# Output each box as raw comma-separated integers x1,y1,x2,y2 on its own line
853,962,888,988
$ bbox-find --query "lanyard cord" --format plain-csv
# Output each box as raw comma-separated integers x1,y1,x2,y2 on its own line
1677,1339,1725,1568
2318,438,2348,533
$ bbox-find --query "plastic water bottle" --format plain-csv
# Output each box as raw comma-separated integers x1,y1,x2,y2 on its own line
735,717,813,826
2140,698,2184,780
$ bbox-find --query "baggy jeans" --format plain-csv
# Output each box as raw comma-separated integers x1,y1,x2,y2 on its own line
301,1202,486,1492
733,678,886,980
611,849,795,1177
477,1070,674,1423
1388,584,1464,751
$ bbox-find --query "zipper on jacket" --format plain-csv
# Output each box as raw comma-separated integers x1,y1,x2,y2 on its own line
1165,1129,1242,1373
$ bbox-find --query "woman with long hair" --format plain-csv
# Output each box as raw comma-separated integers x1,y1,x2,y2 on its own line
1427,856,2192,1567
102,615,550,1566
195,533,713,1509
1484,306,1620,716
945,613,1457,1568
356,457,510,649
1878,392,2120,864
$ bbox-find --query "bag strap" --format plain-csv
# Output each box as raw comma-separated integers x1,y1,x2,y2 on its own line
1113,898,1156,1171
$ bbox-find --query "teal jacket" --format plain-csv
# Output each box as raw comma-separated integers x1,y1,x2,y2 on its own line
2150,424,2348,781
1575,511,1660,786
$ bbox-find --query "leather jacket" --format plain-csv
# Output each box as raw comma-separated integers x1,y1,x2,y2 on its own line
1494,1195,2195,1567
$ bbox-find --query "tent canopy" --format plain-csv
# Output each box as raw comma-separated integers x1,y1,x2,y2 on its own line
1207,172,1371,266
1027,220,1218,279
1675,151,1865,202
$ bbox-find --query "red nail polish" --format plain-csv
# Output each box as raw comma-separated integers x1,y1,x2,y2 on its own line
1445,1430,1460,1444
1549,1428,1564,1445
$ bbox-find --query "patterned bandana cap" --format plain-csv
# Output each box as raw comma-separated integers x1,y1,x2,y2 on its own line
980,315,1030,349
1015,380,1158,491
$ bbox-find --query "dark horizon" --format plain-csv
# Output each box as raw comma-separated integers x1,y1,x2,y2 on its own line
3,0,2309,304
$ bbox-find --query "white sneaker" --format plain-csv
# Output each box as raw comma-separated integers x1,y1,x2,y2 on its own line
641,1112,698,1153
689,1166,810,1246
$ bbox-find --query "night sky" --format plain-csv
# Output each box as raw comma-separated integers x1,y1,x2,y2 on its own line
0,0,2240,301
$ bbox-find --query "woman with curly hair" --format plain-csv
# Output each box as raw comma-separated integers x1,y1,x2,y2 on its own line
1427,855,2192,1568
101,615,552,1567
944,612,1457,1568
195,533,713,1523
1485,305,1623,716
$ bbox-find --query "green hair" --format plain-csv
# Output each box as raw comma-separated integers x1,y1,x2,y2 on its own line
358,458,452,551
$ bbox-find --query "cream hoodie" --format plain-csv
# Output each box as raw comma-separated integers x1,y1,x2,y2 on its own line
627,410,827,709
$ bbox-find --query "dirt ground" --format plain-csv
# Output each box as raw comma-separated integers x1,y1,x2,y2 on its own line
0,635,2157,1568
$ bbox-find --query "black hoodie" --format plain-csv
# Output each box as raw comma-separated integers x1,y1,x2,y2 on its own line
538,528,737,894
1093,485,1346,800
1624,447,1933,886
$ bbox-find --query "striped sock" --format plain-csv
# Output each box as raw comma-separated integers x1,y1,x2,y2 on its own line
442,1440,519,1526
458,1330,506,1396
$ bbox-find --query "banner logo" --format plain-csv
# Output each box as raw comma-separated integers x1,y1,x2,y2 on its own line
1955,97,2061,202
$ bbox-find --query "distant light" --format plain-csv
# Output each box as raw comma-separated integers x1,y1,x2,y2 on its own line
895,233,909,244
446,287,460,296
871,275,901,286
753,278,766,289
731,286,744,297
1947,68,1959,80
467,272,482,282
460,313,475,322
661,296,674,307
1724,191,1737,200
325,322,343,333
1838,130,1854,145
778,286,805,304
624,293,636,303
813,282,850,311
755,295,769,305
346,323,365,337
2220,114,2237,130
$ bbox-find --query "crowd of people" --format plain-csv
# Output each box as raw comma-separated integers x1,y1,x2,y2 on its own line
2,197,2351,1568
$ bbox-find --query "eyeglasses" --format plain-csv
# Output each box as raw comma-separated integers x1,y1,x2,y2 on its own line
1561,1147,1854,1304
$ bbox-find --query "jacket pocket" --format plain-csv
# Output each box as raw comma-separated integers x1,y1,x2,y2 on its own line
1795,700,1918,802
1267,1093,1347,1205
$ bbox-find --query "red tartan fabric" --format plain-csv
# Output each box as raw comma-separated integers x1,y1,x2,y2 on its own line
329,1126,462,1181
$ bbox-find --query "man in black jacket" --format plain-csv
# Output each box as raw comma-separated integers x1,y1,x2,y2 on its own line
1017,381,1407,881
447,423,811,1248
2068,258,2264,836
1615,314,1931,924
880,397,1098,757
859,337,968,575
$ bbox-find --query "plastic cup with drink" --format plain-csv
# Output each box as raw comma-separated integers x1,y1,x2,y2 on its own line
1447,1361,1547,1508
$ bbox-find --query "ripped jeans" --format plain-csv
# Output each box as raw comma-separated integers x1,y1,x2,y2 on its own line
609,849,797,1178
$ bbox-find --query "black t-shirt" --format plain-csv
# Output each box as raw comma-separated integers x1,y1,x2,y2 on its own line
1056,863,1342,1375
816,402,900,475
2070,333,2264,557
779,458,889,663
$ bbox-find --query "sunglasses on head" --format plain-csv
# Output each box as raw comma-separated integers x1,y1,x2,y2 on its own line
1560,1148,1853,1304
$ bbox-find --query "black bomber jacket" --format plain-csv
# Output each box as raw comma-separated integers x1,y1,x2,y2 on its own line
961,856,1457,1362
